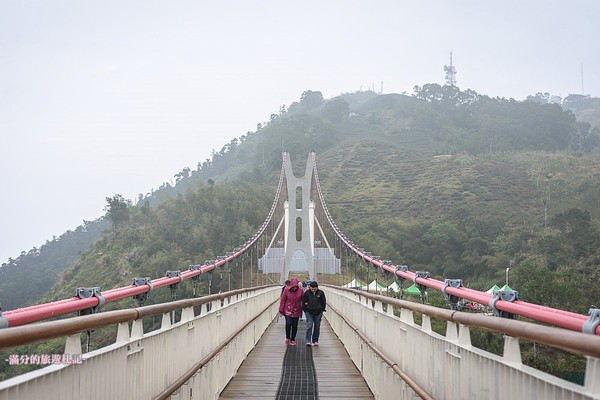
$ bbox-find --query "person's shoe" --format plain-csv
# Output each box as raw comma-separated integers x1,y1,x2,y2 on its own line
312,342,319,346
306,342,312,346
290,340,296,346
284,339,290,345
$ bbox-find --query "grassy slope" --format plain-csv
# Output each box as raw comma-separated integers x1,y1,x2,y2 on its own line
316,118,549,233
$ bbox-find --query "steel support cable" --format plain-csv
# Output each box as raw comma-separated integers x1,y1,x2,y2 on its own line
327,303,434,400
2,262,229,327
348,245,592,333
2,158,288,328
311,156,599,335
360,255,587,318
153,296,280,400
329,287,600,358
340,218,594,332
0,286,272,349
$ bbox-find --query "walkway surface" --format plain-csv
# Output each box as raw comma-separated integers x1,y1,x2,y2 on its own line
219,316,374,399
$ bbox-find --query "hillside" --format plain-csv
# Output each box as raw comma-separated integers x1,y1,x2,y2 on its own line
1,86,599,313
318,143,540,222
41,88,600,312
563,94,600,130
0,219,108,311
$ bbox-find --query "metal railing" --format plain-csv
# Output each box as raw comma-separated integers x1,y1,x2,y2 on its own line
0,286,280,400
324,285,600,400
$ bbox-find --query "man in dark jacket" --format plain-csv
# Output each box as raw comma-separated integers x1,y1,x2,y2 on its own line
302,281,326,346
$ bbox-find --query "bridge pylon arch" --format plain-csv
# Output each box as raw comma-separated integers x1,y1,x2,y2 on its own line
258,152,340,284
282,152,316,283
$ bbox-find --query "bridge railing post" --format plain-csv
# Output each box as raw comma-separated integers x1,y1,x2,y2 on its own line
585,356,600,397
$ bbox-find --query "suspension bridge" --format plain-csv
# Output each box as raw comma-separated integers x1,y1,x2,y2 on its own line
0,152,599,399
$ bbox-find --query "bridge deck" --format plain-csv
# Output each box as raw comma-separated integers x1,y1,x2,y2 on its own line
219,316,373,399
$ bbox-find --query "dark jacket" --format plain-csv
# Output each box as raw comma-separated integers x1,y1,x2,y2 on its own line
302,289,326,315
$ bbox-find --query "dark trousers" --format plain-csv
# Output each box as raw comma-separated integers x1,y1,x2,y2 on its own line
305,312,322,343
285,316,299,340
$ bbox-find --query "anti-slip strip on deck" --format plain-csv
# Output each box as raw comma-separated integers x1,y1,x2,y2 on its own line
275,320,319,400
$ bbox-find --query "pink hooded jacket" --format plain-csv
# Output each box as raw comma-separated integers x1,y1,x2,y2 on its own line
279,277,303,317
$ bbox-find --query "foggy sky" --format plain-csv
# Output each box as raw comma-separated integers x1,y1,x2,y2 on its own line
1,1,599,264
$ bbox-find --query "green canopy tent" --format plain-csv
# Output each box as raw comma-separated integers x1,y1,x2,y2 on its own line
499,284,513,291
485,284,500,294
404,283,422,296
403,283,427,303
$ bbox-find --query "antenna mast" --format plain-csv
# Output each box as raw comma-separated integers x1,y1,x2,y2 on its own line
444,51,457,87
581,62,585,95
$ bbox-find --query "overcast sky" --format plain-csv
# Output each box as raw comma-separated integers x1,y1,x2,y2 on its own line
1,1,599,264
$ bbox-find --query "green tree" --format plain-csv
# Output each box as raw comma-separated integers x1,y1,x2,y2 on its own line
288,90,325,113
321,97,349,122
300,90,324,108
548,208,595,262
104,194,131,230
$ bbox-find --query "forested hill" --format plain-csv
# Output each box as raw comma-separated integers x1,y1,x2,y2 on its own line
1,85,600,315
0,220,109,311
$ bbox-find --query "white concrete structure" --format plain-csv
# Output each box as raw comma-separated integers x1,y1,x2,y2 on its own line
257,152,340,282
281,152,316,282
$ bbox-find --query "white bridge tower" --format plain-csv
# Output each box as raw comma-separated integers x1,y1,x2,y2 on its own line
258,152,340,283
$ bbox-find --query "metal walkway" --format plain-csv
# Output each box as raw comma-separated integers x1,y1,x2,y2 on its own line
219,316,374,399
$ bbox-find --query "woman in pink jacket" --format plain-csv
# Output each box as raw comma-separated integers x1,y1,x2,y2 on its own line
278,277,303,345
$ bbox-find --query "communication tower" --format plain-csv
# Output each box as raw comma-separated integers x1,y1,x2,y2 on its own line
444,52,457,87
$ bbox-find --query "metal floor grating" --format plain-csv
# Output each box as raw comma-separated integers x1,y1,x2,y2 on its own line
275,320,318,400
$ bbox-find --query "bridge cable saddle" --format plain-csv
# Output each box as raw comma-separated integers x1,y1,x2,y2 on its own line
441,279,463,310
132,277,154,307
488,290,519,319
0,305,7,329
582,307,600,334
189,265,202,297
75,287,105,316
395,265,409,275
413,271,430,303
393,265,409,298
380,259,392,274
203,262,214,281
166,270,183,301
75,287,104,352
